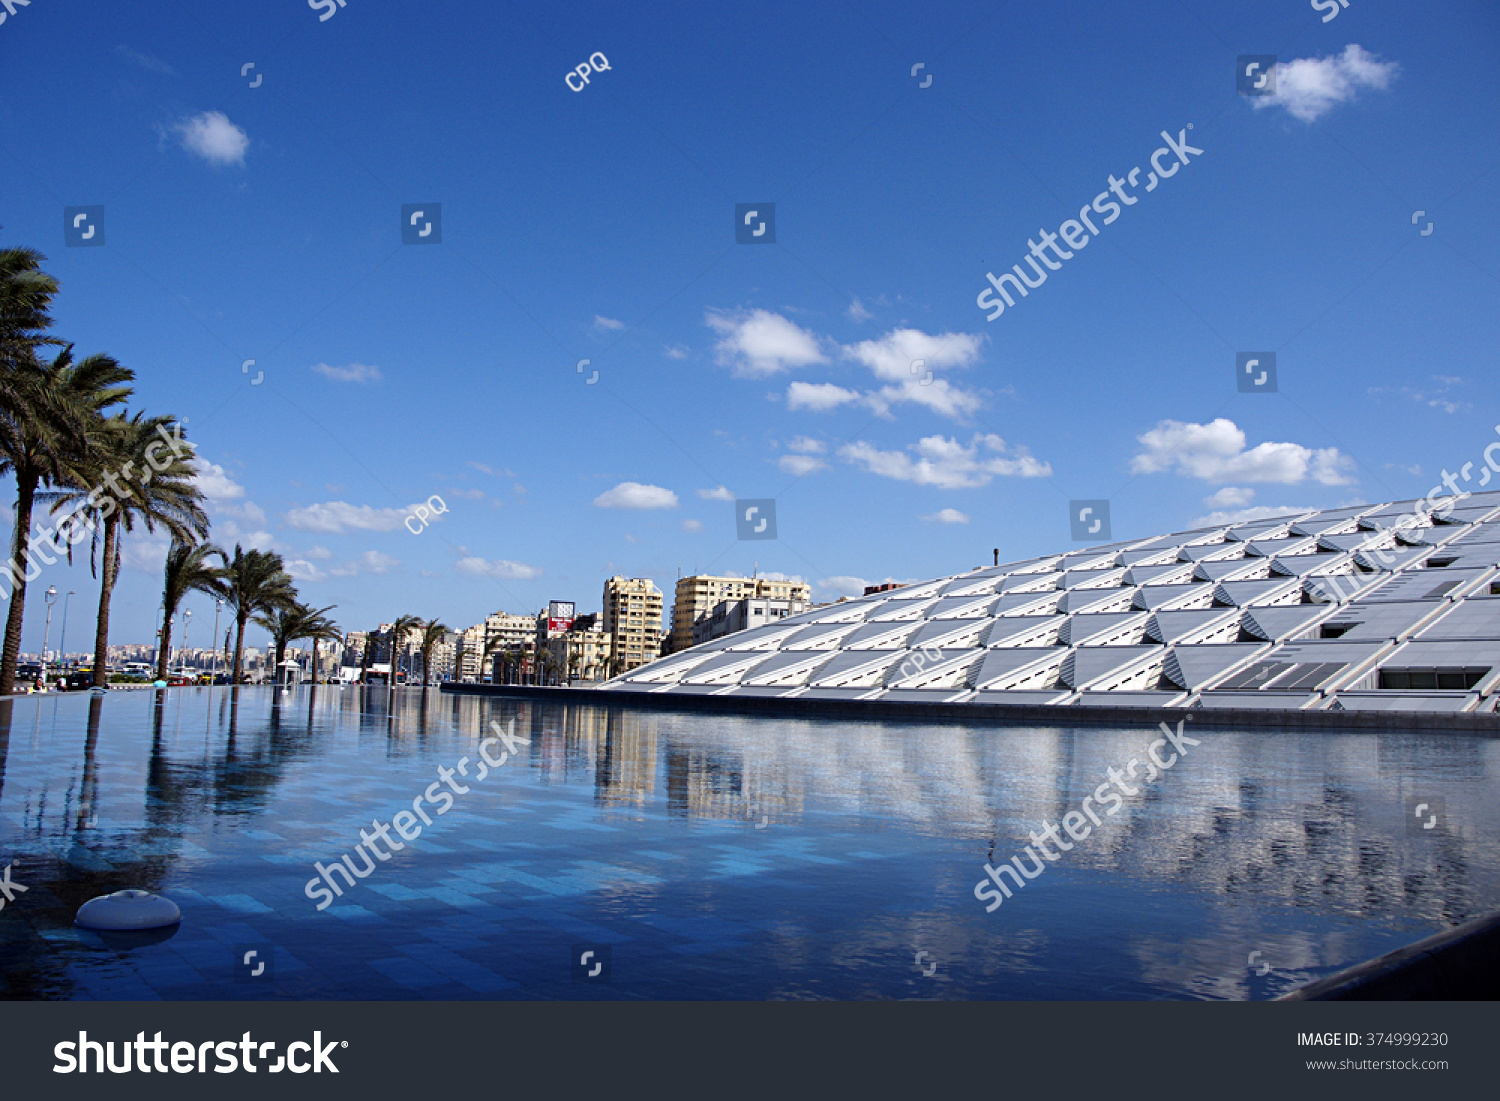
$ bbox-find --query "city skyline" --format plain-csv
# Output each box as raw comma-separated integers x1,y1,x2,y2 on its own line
3,0,1497,664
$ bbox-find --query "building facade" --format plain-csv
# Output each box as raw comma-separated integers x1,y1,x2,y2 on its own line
670,574,812,652
692,597,810,647
546,623,613,682
602,576,664,674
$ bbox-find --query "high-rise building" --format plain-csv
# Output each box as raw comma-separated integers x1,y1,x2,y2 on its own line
670,574,811,652
454,624,487,681
602,576,663,674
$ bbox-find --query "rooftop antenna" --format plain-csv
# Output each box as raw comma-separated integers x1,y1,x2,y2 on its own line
993,547,999,567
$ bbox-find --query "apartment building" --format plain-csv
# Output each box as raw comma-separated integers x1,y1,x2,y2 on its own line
602,576,664,674
454,623,487,681
670,574,812,653
545,623,613,682
692,596,810,647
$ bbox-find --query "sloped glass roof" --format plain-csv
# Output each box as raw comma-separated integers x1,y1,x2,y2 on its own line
608,497,1500,715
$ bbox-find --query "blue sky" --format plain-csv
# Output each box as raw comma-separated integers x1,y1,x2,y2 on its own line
2,0,1497,651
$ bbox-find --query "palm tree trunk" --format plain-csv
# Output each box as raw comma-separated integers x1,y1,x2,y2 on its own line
90,517,120,688
156,617,174,681
274,637,287,683
232,614,248,684
311,641,320,684
0,474,39,695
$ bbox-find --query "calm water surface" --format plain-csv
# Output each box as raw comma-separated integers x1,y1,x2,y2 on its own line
0,687,1496,1000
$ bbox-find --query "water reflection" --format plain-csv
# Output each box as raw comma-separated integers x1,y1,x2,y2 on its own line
0,686,1495,1000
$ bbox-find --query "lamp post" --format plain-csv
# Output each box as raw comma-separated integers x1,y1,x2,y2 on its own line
179,608,192,678
57,590,75,677
41,585,58,689
211,599,223,687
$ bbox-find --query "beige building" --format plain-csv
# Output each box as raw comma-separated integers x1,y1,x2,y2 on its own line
602,576,663,674
546,624,612,682
454,624,487,681
670,574,812,653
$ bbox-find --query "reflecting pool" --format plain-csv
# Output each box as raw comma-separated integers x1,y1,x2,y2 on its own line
0,687,1496,1000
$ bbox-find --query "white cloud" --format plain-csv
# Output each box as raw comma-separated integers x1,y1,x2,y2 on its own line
330,550,400,578
1131,418,1355,485
844,328,985,383
194,460,246,501
116,45,174,75
283,558,328,583
1367,375,1468,415
681,519,704,532
467,461,514,477
1203,486,1255,509
311,362,382,384
282,501,416,534
787,381,862,412
594,315,625,332
455,556,542,580
592,482,679,509
786,436,826,454
818,576,868,598
869,378,983,420
121,535,171,574
846,298,874,323
696,485,734,501
923,508,970,524
665,344,690,359
173,110,249,166
1188,505,1316,528
305,545,333,560
778,454,828,476
1252,45,1399,123
839,434,1051,489
707,308,829,377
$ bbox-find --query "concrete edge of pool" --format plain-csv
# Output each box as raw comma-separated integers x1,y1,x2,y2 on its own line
1279,907,1500,1000
439,683,1500,734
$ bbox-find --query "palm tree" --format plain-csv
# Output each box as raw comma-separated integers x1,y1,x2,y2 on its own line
0,341,131,694
253,603,310,685
357,630,377,683
418,620,448,686
154,540,226,680
386,614,423,685
212,544,297,684
41,411,204,687
298,607,341,683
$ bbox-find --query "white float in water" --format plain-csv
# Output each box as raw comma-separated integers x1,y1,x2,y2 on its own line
74,889,181,931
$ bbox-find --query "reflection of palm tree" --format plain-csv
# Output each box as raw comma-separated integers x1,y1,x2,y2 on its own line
154,540,226,680
210,545,297,683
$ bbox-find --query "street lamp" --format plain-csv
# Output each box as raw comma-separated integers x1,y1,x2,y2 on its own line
180,608,192,677
41,585,58,689
211,599,224,687
57,590,75,676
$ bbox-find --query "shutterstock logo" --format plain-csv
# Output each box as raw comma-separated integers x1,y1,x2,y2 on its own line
401,203,442,244
0,0,33,29
736,203,775,244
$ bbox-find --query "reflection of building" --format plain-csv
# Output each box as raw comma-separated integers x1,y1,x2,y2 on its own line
602,576,663,674
693,596,810,646
670,574,811,653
